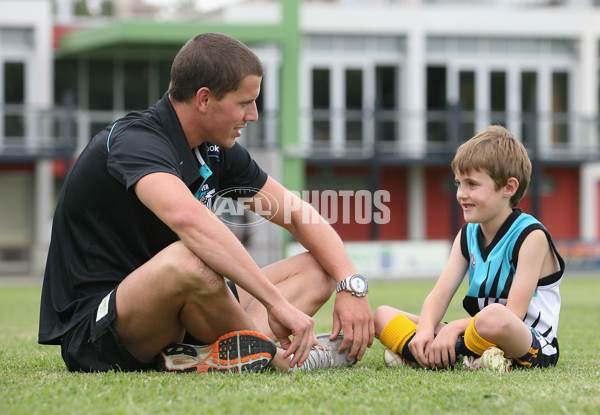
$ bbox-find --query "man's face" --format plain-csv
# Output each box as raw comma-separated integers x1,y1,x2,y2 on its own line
203,74,261,149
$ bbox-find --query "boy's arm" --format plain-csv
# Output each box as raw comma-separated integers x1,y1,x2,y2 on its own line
410,232,468,367
417,232,468,333
505,229,551,319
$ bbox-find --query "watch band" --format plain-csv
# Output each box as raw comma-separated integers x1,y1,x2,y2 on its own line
336,274,368,296
336,277,349,293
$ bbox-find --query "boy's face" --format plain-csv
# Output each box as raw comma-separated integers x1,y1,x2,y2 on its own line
454,169,510,225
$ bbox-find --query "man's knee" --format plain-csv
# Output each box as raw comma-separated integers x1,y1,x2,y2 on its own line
297,252,336,298
163,241,227,296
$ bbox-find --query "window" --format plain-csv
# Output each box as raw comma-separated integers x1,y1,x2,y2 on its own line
427,66,447,143
376,66,396,142
4,62,25,138
521,71,537,146
54,60,78,106
124,61,150,110
552,72,569,144
490,71,506,127
345,69,363,144
54,60,78,144
0,28,33,49
312,69,330,143
459,71,475,141
89,60,113,110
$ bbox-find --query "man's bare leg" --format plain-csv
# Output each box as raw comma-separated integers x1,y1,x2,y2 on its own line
113,241,262,364
236,252,336,370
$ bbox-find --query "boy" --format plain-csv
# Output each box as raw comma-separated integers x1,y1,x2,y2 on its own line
375,125,564,371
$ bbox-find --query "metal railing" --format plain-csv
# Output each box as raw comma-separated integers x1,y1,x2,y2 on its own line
1,104,600,163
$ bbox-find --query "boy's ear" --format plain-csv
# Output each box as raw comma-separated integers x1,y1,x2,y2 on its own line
504,177,519,197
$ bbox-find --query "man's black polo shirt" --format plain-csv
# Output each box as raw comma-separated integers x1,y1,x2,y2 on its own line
38,94,268,345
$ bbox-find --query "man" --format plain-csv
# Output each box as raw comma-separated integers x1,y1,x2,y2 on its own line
39,32,374,373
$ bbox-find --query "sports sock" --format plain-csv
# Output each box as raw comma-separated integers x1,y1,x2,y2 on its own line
514,329,541,367
379,314,417,362
455,336,478,358
463,314,497,356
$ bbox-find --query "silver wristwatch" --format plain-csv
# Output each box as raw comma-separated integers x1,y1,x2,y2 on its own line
336,274,368,297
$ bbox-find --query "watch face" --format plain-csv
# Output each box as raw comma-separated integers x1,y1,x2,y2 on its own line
350,275,367,293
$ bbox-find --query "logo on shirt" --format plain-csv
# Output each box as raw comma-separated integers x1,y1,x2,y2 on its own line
471,252,476,269
197,184,216,208
206,144,220,153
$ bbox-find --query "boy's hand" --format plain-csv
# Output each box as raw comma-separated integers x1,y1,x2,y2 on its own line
428,324,462,369
408,329,435,368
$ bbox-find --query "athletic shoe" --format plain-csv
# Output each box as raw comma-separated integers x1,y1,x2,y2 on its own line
463,346,512,372
289,344,333,371
157,330,276,374
383,347,415,368
290,333,357,371
316,333,357,367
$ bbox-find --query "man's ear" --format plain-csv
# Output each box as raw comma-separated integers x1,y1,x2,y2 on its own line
504,177,519,197
195,87,211,113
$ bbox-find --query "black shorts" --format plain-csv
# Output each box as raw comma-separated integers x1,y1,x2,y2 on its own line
60,281,241,372
513,328,560,369
60,288,155,372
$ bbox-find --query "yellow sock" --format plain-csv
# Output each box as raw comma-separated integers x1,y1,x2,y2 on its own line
464,315,496,355
379,314,417,354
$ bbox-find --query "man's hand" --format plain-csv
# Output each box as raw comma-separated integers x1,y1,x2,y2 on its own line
266,299,317,369
330,293,374,361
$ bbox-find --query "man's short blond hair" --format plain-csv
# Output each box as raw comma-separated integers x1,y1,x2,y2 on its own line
451,125,532,207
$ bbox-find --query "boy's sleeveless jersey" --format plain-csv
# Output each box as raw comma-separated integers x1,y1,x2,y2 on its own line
460,209,565,349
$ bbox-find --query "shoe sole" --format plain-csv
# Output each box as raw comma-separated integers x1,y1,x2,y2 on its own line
159,330,276,374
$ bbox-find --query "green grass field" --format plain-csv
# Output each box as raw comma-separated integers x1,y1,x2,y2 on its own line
1,276,599,415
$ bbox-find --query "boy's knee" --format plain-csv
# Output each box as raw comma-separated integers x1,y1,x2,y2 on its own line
475,303,511,337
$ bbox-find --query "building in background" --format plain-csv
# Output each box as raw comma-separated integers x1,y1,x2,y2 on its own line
2,0,600,276
0,0,54,275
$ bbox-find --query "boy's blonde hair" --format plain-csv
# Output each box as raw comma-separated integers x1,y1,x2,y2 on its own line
451,125,532,207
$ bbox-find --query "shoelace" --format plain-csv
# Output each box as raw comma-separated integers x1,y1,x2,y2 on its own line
303,345,332,370
289,345,332,371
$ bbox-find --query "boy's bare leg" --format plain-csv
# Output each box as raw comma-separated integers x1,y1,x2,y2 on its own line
473,303,534,358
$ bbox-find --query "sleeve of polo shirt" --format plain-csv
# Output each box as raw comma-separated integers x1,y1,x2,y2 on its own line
106,122,182,190
220,143,268,199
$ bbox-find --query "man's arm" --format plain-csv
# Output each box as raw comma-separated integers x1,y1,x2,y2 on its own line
247,176,375,361
134,171,317,366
